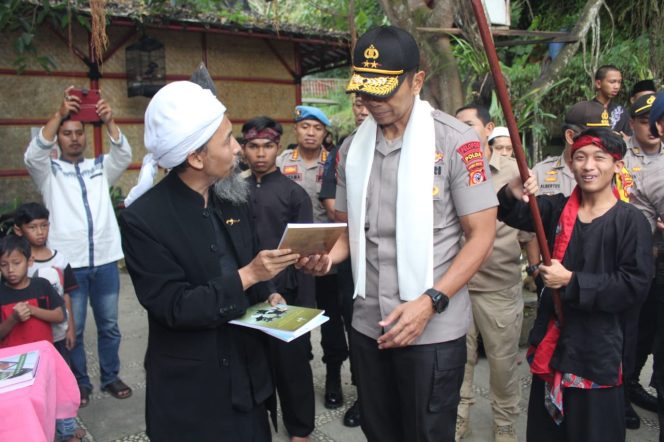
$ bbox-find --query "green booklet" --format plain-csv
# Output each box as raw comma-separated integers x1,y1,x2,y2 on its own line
230,303,329,343
0,350,40,394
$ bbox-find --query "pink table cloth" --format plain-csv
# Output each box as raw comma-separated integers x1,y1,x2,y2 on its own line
0,340,80,441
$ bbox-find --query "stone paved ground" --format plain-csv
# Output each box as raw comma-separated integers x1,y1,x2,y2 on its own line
74,272,660,441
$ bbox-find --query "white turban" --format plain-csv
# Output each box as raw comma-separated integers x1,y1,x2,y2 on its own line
124,81,226,206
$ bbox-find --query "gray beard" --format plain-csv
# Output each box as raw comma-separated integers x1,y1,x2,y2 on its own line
213,169,250,205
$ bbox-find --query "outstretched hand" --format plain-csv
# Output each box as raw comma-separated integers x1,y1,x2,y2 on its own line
295,254,332,277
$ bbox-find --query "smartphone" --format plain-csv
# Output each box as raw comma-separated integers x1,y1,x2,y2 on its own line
69,88,101,123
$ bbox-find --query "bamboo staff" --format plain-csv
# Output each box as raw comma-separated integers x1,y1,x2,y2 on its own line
470,0,564,323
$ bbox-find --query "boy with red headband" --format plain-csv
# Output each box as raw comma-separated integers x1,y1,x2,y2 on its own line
499,128,653,441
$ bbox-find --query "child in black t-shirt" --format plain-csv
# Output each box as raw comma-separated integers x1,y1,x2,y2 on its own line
0,235,64,348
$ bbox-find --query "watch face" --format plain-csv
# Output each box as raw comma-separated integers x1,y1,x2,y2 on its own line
426,289,446,313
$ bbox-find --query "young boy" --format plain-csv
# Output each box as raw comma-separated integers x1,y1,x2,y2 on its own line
13,203,85,442
499,128,653,442
14,203,77,360
0,235,64,345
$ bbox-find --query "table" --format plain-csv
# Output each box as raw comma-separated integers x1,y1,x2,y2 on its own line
0,340,80,441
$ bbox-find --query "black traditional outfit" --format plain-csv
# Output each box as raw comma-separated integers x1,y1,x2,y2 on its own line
120,172,276,441
498,186,653,442
246,168,316,437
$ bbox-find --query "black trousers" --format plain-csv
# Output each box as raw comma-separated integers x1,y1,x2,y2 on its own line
652,280,664,442
527,376,625,442
350,329,466,442
270,333,315,437
337,258,357,384
315,274,348,367
633,281,659,377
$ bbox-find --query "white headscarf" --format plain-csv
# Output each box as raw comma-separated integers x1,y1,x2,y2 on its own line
124,81,226,206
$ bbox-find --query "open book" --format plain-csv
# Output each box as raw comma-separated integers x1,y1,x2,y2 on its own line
277,223,347,256
0,350,40,394
230,303,329,343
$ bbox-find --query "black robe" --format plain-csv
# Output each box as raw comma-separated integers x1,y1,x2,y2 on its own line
119,172,274,441
498,187,653,384
246,168,315,307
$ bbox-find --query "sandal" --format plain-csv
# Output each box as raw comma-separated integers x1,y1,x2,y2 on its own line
79,386,91,408
102,378,133,400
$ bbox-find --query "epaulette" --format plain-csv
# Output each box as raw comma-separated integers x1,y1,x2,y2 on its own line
431,109,473,134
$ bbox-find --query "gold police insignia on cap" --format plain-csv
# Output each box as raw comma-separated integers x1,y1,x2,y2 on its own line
295,108,301,118
226,218,240,226
600,110,610,126
362,45,380,69
648,95,656,105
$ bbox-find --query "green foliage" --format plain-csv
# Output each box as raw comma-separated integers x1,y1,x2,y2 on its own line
544,36,652,118
318,88,356,139
0,0,88,73
250,0,387,34
0,198,21,238
109,186,126,219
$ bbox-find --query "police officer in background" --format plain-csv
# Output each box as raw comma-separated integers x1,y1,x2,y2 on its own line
630,79,657,105
454,110,523,442
318,94,370,428
454,104,495,155
622,94,663,421
630,92,664,441
277,106,349,410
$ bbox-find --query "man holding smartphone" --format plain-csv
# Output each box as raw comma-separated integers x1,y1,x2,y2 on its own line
24,86,133,406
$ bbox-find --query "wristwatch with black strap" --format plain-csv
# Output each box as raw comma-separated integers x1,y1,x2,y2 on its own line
424,288,449,314
526,262,541,276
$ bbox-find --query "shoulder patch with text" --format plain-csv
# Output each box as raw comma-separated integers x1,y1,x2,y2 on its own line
456,141,487,185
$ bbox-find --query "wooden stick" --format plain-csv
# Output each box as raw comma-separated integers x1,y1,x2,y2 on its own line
470,0,564,323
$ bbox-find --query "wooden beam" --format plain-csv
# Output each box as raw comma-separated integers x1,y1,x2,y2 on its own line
495,36,578,47
417,27,570,39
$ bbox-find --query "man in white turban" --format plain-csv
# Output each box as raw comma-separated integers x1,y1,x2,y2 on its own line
119,81,299,441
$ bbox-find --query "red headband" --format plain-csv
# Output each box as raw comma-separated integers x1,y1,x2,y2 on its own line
571,135,622,161
243,127,281,144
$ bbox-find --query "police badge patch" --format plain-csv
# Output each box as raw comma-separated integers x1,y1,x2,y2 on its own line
456,141,487,185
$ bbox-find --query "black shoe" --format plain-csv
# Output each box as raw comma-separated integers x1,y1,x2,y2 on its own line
325,365,343,409
625,402,641,430
628,380,659,412
325,389,343,409
343,400,361,427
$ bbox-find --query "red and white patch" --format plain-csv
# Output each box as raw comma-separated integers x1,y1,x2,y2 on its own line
456,141,487,186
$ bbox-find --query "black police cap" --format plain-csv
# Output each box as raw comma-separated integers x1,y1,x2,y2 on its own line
346,26,420,98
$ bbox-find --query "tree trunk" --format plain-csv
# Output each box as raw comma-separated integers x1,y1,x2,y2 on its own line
377,0,464,113
529,0,605,96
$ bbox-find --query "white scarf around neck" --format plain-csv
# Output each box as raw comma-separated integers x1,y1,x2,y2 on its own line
346,96,435,300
